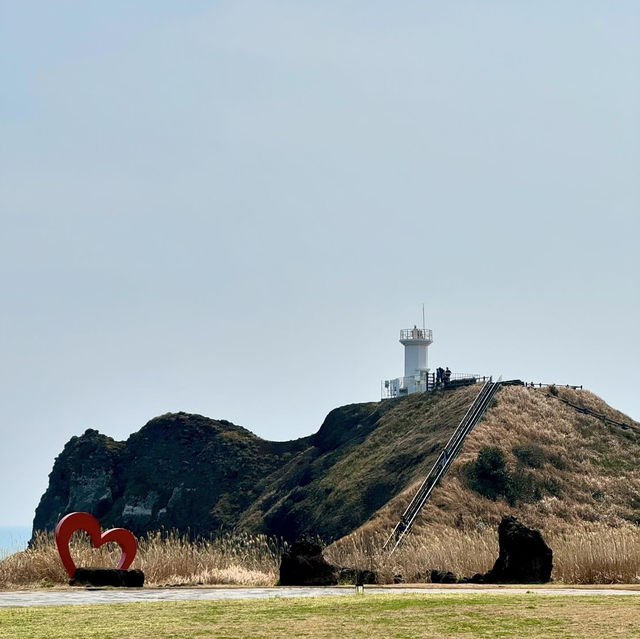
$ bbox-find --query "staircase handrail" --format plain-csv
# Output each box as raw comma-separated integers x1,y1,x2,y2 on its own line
383,377,501,553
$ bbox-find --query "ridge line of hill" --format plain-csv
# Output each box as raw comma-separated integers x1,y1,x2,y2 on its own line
32,384,640,545
32,386,481,541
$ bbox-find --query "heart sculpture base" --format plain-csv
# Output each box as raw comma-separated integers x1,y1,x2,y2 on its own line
70,567,145,588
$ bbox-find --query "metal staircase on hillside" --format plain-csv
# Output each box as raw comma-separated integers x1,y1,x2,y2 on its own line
383,378,502,553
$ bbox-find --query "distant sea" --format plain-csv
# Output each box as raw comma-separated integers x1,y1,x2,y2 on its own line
0,526,31,557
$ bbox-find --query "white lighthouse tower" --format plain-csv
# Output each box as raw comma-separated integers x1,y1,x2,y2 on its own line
382,323,434,398
400,325,433,377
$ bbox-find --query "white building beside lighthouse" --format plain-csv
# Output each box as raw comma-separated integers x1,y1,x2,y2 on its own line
382,325,434,398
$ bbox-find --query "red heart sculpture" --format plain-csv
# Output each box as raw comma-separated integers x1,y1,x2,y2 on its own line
55,512,138,578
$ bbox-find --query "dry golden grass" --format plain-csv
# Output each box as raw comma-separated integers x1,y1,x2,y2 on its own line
2,523,639,589
326,523,640,584
550,525,640,584
367,386,640,535
325,527,497,583
0,531,283,589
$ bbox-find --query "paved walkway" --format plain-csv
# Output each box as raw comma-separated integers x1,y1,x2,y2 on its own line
1,586,639,608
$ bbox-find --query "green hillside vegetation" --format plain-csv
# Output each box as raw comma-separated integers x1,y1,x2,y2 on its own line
33,414,311,538
239,385,479,539
32,386,480,542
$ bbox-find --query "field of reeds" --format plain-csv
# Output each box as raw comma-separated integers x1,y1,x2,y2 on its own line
1,522,639,589
325,523,640,584
0,531,284,589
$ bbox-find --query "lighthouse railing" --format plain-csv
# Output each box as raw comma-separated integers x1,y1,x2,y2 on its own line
399,328,433,341
381,373,489,399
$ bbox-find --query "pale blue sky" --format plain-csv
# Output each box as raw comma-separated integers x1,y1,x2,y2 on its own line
1,1,638,526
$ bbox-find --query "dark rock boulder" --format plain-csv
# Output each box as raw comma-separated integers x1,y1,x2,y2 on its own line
430,569,458,584
337,568,377,585
483,515,552,583
430,516,552,585
279,540,338,586
279,540,377,586
70,568,145,587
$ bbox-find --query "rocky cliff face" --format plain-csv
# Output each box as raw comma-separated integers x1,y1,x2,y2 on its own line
33,413,310,538
33,386,478,541
33,429,124,532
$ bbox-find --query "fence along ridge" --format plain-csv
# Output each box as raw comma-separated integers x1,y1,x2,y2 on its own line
547,392,640,434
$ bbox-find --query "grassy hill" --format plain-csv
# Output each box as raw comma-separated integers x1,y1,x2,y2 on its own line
238,385,480,539
326,384,640,583
360,385,640,536
33,384,639,559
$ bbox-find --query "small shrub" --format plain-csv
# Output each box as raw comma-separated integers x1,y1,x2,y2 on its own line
513,444,546,468
622,512,640,525
513,444,567,470
546,451,567,470
506,469,542,505
466,446,562,505
297,467,314,487
363,482,395,511
464,446,510,501
543,477,563,498
289,487,309,504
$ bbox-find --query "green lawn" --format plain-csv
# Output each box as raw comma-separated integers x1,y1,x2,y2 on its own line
0,593,638,639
